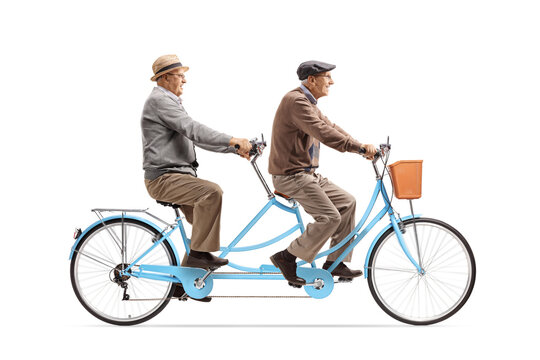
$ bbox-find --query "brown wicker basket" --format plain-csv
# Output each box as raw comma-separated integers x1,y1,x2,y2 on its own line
388,160,423,199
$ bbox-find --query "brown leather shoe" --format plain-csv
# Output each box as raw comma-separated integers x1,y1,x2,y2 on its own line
186,252,228,269
270,250,306,286
323,261,363,279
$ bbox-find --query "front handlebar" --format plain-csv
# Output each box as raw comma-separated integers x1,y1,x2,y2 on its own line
359,146,389,163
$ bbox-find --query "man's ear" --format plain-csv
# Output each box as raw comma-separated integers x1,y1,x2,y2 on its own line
157,74,166,85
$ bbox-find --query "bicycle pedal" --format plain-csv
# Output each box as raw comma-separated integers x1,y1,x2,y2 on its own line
288,282,303,289
337,277,353,283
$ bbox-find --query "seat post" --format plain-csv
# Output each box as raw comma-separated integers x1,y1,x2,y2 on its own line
155,200,182,219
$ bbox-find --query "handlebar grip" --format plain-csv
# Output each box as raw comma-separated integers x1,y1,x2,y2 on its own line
234,143,258,156
359,147,382,160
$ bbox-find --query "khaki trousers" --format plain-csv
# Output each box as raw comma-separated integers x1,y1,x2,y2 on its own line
145,173,223,262
272,172,356,263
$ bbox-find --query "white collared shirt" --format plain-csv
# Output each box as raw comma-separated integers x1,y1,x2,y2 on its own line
300,84,317,105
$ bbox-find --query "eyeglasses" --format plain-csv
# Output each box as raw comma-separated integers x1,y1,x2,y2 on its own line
167,73,186,79
314,74,332,80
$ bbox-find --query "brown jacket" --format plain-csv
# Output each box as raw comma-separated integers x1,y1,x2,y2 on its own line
268,87,363,175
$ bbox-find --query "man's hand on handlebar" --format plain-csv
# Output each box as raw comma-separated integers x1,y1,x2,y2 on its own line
361,144,378,160
230,137,252,160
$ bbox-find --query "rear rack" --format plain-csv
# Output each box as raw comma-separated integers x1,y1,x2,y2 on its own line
91,208,175,228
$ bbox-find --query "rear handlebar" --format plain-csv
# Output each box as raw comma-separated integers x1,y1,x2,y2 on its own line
234,134,267,157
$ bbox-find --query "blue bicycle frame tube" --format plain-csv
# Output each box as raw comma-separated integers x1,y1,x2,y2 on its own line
219,197,304,272
222,223,301,252
323,205,391,271
296,179,384,269
219,199,273,258
123,223,181,273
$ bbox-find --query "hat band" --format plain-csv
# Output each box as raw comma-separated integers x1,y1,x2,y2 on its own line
155,62,183,75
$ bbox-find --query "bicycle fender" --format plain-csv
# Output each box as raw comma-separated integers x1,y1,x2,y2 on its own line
363,214,422,278
68,215,181,265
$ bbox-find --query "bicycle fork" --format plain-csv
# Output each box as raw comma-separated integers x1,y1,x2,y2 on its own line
389,213,424,275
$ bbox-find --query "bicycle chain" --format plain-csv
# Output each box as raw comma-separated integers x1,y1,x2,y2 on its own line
207,272,307,298
125,295,311,300
213,272,281,274
209,295,311,298
183,271,310,299
123,272,351,301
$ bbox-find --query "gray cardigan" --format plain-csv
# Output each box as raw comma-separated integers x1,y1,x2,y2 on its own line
141,87,234,180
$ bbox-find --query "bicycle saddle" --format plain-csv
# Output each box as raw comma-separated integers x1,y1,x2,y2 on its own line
274,190,293,200
156,200,181,209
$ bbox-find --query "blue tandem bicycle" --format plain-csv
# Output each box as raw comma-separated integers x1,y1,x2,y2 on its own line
69,138,476,326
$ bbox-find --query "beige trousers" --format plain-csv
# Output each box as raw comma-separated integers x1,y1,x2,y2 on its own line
145,173,223,258
272,172,356,263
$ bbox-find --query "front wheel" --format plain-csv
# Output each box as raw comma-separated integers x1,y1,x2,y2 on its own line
70,218,178,325
367,218,476,325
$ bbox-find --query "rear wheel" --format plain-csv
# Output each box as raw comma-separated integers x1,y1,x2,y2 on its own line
367,218,475,325
70,218,178,325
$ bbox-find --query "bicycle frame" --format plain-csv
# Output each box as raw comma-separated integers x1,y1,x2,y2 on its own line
70,138,476,326
70,174,423,287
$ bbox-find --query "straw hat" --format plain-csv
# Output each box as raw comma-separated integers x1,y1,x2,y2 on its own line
150,54,189,81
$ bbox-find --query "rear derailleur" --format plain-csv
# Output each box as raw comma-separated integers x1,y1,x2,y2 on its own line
110,264,131,300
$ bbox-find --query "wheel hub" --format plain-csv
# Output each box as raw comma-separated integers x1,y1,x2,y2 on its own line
111,264,131,283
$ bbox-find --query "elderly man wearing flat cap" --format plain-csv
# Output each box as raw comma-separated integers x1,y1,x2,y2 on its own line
269,60,377,285
141,55,252,273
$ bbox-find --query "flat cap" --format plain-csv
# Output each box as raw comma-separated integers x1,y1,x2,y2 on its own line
297,60,336,80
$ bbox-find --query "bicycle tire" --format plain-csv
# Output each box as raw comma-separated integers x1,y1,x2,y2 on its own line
70,218,178,325
367,218,476,325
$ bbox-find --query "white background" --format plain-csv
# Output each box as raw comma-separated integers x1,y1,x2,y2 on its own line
1,0,539,358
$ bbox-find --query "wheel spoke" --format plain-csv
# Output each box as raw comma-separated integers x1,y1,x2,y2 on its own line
368,219,475,325
71,219,176,325
75,250,117,269
371,266,419,274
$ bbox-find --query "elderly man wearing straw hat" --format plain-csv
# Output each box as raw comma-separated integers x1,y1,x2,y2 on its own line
142,55,252,274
